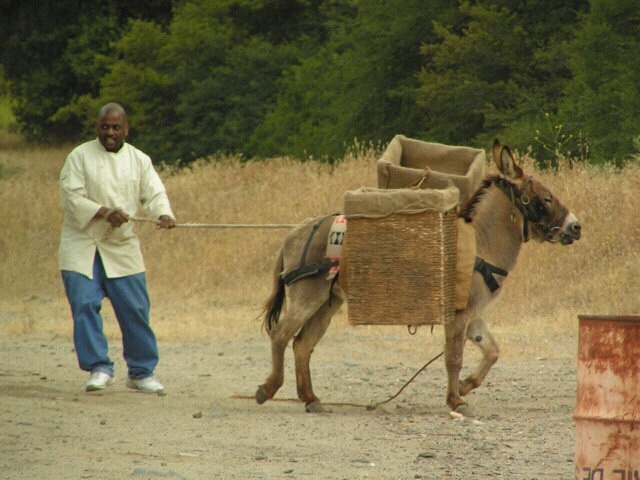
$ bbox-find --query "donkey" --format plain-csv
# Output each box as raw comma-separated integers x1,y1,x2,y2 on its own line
255,140,581,415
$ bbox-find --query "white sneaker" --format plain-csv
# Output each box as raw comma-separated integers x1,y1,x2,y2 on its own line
86,371,115,392
126,376,165,394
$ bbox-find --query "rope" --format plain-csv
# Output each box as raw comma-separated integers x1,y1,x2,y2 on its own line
130,216,297,229
365,350,444,410
232,350,444,410
410,168,430,189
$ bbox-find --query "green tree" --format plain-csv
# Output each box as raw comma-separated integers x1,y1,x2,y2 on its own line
0,66,15,130
559,0,640,164
417,3,519,145
0,1,172,142
94,0,331,163
169,1,300,161
96,20,178,160
416,1,587,158
248,0,460,160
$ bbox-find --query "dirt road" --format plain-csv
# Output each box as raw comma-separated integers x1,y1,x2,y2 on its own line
1,328,577,479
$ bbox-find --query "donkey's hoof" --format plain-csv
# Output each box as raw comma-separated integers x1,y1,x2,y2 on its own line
453,403,473,418
305,400,326,413
255,386,269,404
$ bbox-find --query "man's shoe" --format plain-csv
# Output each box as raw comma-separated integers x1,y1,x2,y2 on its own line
126,376,165,394
86,371,115,392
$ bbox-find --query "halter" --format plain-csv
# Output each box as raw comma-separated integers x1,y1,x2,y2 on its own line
495,176,563,243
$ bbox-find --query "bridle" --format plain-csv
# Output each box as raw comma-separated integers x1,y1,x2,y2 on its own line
495,176,565,243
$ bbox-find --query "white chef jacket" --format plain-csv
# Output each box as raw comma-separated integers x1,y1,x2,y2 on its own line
59,139,175,279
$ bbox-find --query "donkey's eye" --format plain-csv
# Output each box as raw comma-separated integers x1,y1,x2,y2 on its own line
544,197,552,205
534,199,549,215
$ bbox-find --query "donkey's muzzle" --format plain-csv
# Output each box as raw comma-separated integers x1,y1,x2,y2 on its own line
560,214,581,244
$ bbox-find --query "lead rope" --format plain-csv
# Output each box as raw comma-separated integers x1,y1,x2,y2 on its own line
232,349,444,410
365,350,444,410
130,216,297,229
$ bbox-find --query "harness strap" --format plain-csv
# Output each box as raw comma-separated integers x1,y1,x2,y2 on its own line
495,179,530,242
283,214,339,286
299,214,334,267
283,258,340,286
474,257,508,293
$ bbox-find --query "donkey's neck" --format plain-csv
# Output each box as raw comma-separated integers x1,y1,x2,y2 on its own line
471,185,523,272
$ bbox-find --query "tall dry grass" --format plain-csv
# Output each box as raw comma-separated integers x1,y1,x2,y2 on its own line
1,140,638,358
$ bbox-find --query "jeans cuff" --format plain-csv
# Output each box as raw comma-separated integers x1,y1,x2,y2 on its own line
91,365,114,376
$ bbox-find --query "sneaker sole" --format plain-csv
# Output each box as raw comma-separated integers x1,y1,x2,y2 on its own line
126,380,165,395
86,385,105,392
86,378,115,392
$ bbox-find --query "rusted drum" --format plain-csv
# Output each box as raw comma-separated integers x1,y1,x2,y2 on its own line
574,315,640,479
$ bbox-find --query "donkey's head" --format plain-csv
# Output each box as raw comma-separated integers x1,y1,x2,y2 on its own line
492,139,581,245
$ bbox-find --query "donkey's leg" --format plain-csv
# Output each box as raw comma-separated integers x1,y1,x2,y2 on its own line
444,312,471,414
460,317,499,396
256,291,326,404
255,311,300,404
293,295,343,413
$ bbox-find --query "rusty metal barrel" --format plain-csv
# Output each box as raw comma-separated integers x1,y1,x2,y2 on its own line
574,315,640,479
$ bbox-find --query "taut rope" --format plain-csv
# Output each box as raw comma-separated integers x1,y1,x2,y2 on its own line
130,217,297,229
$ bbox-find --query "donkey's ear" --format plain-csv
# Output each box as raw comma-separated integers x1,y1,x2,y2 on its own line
492,139,523,179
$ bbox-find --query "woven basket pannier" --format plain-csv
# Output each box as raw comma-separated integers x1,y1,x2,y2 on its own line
342,186,459,326
377,135,486,205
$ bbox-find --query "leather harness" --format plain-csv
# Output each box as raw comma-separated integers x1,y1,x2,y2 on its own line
474,257,508,293
282,214,340,286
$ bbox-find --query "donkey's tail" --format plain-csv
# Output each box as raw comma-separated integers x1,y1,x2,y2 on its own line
262,247,286,332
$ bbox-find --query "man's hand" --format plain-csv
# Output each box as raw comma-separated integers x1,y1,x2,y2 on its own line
95,207,129,227
105,209,129,228
157,215,176,229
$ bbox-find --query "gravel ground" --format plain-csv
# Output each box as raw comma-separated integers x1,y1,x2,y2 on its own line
0,328,578,479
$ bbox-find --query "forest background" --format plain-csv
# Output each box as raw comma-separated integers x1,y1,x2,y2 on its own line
1,0,640,167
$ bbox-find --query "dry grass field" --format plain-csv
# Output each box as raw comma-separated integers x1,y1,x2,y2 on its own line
2,137,639,479
1,137,637,353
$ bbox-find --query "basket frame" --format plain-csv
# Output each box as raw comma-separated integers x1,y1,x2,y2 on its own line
343,208,458,326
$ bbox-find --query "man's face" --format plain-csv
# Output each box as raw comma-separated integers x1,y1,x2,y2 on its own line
96,111,128,152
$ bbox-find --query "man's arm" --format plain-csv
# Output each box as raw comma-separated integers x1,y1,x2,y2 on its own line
139,154,176,226
60,153,103,229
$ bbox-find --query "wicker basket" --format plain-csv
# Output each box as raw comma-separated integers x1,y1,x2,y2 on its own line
377,135,486,205
343,187,459,326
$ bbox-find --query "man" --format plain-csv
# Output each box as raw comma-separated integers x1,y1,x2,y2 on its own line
59,103,176,394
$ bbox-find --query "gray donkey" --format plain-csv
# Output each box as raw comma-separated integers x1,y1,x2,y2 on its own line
256,140,581,415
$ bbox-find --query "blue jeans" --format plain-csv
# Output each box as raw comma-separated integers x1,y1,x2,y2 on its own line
61,252,159,379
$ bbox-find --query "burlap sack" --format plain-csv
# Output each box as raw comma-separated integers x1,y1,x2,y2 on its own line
343,185,460,217
377,135,486,205
455,219,476,311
